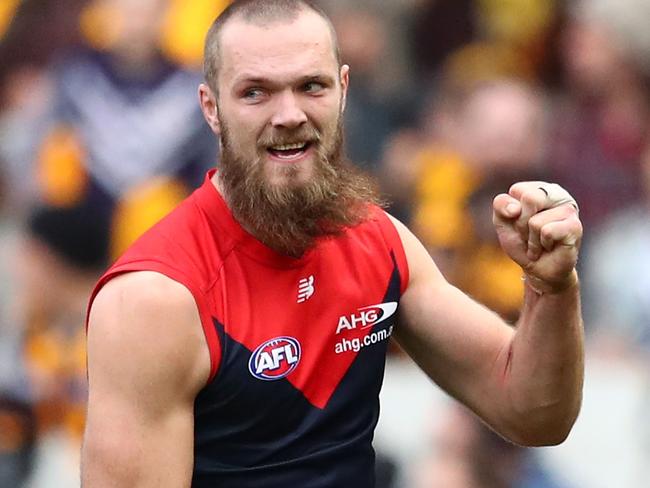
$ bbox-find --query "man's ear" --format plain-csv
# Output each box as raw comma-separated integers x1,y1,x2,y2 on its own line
199,83,221,134
340,64,350,113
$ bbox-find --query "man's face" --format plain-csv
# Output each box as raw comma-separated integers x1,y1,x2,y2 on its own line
210,10,348,188
198,10,377,257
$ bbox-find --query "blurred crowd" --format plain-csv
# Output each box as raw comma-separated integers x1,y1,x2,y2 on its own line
0,1,649,487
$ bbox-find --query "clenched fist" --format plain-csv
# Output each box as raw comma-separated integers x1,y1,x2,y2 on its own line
493,182,583,294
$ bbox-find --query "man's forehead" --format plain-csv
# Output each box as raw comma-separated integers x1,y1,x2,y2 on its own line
218,11,338,77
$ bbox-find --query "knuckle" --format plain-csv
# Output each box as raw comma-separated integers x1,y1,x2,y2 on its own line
528,215,544,233
568,218,583,236
527,240,540,251
556,204,571,216
515,220,528,234
520,191,541,207
540,225,554,242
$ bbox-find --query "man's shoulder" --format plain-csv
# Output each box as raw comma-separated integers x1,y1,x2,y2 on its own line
333,207,411,292
349,206,405,245
87,270,210,400
88,271,206,365
345,205,390,232
92,271,197,318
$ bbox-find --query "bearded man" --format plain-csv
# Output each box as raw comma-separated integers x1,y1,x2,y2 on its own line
82,1,585,487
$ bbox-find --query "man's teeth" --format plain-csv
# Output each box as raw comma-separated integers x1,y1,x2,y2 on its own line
271,142,306,151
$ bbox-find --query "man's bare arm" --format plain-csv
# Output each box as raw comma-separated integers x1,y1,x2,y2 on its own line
82,272,210,487
390,184,584,446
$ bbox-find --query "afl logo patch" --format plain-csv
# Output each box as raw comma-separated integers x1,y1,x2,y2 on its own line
248,336,301,381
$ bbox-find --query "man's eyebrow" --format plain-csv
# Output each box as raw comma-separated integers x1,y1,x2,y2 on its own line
232,73,336,87
297,73,336,85
232,75,273,86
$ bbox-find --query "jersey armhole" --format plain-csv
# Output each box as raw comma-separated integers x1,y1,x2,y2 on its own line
374,209,410,294
86,261,221,383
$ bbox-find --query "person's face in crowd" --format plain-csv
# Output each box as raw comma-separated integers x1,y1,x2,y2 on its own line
109,0,169,60
212,9,348,189
458,81,545,171
561,19,629,97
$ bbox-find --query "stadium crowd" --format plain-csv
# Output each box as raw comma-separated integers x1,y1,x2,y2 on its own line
0,0,648,487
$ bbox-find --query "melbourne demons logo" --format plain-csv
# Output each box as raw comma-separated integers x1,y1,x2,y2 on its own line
248,336,302,381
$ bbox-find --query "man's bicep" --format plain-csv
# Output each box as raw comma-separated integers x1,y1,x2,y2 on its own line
82,387,195,487
83,272,208,487
395,278,512,398
389,215,514,407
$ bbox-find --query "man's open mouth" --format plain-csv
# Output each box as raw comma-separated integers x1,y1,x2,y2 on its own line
267,142,312,159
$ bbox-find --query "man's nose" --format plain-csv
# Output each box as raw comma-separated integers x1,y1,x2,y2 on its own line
270,90,308,129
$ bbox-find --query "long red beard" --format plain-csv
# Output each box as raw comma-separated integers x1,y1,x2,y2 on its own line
217,120,381,257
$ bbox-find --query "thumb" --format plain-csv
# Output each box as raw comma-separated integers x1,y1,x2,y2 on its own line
492,193,521,227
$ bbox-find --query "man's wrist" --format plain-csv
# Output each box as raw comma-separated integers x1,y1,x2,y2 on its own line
523,269,579,295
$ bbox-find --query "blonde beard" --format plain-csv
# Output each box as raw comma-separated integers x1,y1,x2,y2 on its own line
217,121,380,257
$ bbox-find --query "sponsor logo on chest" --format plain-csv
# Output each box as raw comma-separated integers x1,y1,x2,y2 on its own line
334,302,398,354
335,302,398,334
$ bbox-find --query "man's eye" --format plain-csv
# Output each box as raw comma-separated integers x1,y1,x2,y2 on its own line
243,88,264,100
303,82,324,93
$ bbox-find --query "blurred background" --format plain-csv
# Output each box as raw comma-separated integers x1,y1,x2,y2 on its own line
0,0,648,487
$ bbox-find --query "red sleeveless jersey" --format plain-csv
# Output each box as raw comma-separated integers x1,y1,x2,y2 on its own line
88,170,409,487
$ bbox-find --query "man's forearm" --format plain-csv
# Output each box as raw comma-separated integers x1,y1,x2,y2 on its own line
504,271,584,445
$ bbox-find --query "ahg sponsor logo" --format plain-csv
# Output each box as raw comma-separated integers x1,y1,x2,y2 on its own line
248,336,301,381
334,325,394,354
336,302,398,334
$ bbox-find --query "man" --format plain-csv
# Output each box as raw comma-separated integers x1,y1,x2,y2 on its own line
82,1,584,487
